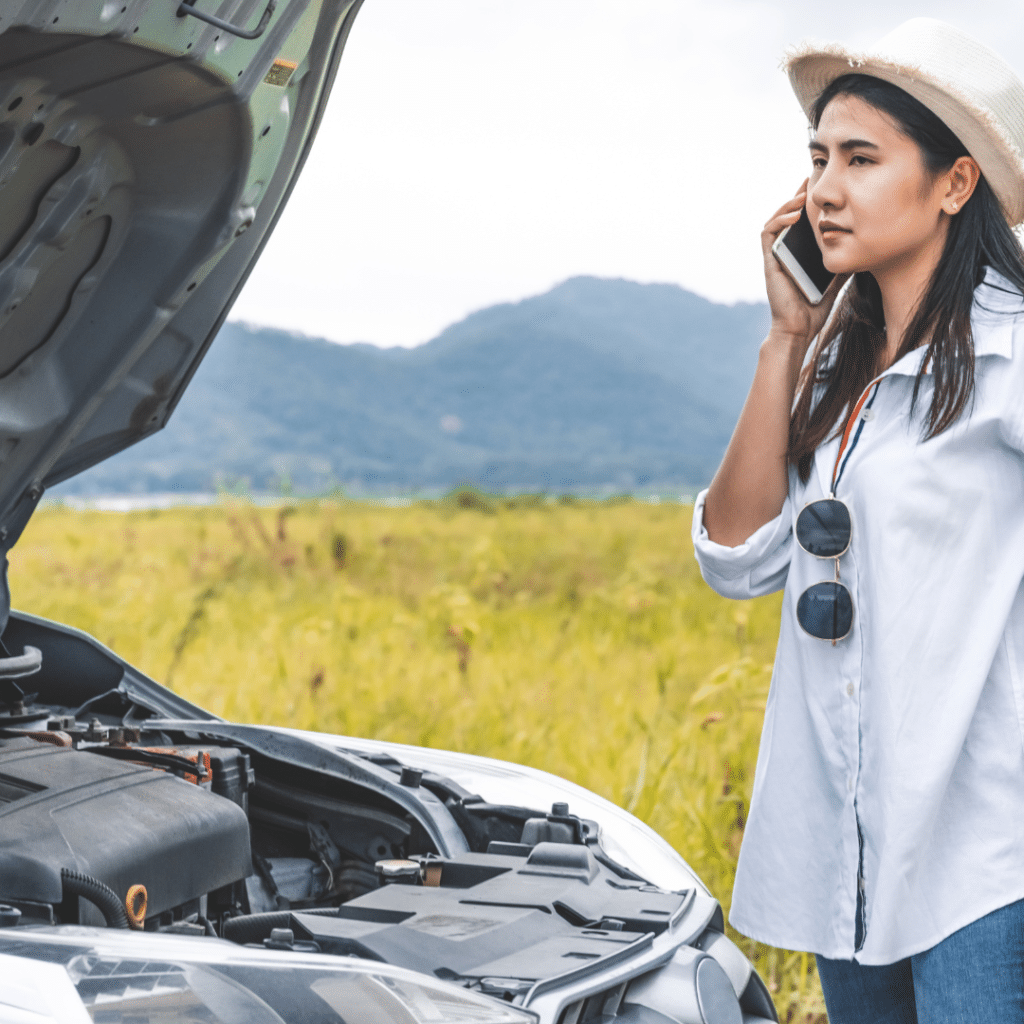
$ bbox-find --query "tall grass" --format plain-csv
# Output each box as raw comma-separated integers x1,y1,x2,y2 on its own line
11,495,826,1021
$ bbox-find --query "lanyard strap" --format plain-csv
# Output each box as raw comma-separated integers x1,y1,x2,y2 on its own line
831,376,883,495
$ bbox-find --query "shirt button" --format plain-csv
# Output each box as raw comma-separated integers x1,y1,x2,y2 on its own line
861,407,875,421
846,682,855,697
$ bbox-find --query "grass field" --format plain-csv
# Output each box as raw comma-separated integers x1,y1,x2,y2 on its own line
11,494,827,1021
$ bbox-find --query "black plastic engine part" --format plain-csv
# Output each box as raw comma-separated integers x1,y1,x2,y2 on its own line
0,740,251,926
521,817,575,846
223,909,293,945
250,844,692,982
221,905,339,945
207,747,254,810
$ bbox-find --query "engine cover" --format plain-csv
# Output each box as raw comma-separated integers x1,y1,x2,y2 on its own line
0,738,251,925
288,845,692,983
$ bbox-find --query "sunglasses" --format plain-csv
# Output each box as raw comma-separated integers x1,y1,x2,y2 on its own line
797,375,885,644
795,498,853,643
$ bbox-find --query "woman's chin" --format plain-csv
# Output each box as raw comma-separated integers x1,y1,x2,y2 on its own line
820,237,865,276
823,255,860,276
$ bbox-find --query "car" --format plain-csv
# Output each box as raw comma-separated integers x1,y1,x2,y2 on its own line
0,3,778,1023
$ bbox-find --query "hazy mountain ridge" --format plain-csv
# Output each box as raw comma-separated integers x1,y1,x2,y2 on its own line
54,277,768,496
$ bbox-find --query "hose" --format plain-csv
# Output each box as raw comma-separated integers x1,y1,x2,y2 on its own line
221,906,341,945
221,910,293,945
61,868,129,929
0,646,41,679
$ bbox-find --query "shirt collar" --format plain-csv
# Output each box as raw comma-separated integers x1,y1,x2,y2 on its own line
970,266,1022,358
881,265,1021,377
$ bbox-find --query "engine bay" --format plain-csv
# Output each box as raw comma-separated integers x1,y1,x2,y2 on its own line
0,614,787,1023
0,713,454,931
0,708,705,997
0,612,721,996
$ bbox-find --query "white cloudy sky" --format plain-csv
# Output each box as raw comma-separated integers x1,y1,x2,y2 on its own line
231,0,1024,347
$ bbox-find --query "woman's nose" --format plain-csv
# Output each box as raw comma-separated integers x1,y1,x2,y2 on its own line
810,162,842,211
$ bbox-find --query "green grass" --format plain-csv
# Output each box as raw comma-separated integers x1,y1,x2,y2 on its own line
11,496,827,1021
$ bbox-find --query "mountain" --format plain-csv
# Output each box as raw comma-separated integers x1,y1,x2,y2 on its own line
52,277,769,496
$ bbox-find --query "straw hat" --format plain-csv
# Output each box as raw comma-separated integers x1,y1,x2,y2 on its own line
784,18,1024,225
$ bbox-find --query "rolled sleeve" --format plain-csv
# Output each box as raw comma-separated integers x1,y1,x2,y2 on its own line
691,489,793,599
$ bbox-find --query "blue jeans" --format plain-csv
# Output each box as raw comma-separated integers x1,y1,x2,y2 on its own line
815,897,1024,1023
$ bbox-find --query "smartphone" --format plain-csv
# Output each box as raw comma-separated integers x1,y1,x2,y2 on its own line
771,206,835,304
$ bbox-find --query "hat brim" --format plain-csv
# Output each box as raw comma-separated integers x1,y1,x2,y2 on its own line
784,44,1024,226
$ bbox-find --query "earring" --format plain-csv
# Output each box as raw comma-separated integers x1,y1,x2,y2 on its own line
951,201,959,211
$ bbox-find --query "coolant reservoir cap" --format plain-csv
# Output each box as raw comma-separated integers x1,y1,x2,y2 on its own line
375,858,421,882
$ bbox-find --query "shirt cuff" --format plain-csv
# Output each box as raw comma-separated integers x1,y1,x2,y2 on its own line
690,488,793,598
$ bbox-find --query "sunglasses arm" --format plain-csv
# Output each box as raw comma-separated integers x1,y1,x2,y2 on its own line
832,556,842,647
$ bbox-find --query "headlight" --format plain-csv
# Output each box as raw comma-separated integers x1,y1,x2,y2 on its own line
311,731,706,893
622,946,742,1024
0,928,537,1024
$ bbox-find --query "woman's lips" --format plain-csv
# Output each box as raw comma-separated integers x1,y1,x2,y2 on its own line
818,221,851,236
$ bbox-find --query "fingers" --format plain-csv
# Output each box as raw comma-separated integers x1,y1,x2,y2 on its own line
763,181,809,239
761,207,803,261
764,199,802,231
763,206,802,240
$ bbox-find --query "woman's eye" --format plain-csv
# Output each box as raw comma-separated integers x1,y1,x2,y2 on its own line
811,156,826,169
850,155,872,166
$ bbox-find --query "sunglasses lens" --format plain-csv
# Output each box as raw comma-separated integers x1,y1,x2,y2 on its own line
797,581,853,641
796,499,851,558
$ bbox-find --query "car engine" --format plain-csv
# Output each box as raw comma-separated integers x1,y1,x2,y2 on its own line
0,733,251,929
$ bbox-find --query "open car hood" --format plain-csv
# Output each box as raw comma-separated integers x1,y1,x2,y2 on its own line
0,0,361,619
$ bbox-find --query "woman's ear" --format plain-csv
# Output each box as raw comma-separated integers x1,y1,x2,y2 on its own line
944,156,981,215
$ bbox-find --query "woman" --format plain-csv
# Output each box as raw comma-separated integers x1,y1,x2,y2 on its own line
693,18,1024,1022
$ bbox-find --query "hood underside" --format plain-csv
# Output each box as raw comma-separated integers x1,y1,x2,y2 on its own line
0,0,360,565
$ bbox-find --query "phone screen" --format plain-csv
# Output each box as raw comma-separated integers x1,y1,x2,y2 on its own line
780,206,834,295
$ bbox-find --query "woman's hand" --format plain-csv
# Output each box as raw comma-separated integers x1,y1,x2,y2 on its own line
761,181,849,354
703,183,850,547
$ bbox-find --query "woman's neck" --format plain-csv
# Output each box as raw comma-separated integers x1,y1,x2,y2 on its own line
873,234,947,372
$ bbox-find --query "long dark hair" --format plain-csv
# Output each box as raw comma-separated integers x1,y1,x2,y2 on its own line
788,74,1024,483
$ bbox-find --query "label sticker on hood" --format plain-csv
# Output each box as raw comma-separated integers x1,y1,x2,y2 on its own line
404,914,509,941
264,59,298,87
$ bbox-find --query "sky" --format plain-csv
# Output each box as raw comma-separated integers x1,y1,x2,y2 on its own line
231,0,1024,347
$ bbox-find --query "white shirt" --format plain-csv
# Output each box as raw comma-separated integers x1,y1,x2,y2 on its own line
691,268,1024,965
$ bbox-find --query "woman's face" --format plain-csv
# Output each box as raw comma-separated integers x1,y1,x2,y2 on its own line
807,94,951,279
